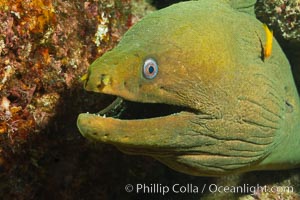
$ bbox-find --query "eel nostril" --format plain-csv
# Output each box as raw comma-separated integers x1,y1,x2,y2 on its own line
99,74,111,87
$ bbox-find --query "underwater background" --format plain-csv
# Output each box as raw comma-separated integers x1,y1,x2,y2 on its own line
0,0,300,199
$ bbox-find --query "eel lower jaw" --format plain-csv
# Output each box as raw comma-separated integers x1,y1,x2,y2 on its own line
77,96,202,148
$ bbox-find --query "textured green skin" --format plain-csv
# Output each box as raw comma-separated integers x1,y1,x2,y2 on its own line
77,0,300,176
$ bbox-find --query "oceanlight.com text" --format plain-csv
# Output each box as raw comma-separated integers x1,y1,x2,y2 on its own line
124,183,294,196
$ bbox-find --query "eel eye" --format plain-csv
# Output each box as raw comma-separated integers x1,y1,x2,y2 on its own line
143,58,158,79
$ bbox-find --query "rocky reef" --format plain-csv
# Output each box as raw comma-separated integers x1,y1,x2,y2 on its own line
0,0,132,149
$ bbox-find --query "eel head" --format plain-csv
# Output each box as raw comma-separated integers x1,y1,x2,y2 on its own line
77,1,298,176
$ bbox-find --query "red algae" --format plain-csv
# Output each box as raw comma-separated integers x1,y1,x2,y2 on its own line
0,0,132,151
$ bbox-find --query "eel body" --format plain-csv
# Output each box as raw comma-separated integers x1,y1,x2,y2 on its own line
77,0,300,176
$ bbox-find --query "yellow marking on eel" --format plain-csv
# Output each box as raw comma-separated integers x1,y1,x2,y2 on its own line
263,24,273,59
80,73,88,82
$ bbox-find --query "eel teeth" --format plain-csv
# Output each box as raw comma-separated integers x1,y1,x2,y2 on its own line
96,97,126,118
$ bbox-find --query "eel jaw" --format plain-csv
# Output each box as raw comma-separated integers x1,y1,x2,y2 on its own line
77,96,273,176
77,96,201,151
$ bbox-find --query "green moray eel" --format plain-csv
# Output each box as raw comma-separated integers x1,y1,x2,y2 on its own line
77,0,300,176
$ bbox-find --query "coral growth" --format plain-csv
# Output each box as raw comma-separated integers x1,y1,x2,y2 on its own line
253,185,298,199
0,0,132,153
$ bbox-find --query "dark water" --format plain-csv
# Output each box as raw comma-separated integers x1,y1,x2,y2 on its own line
148,0,189,9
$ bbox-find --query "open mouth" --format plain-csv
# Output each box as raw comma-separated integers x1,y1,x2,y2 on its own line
96,96,198,120
77,95,203,152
